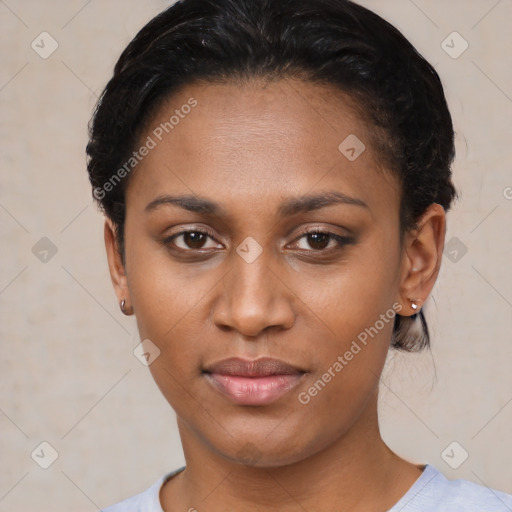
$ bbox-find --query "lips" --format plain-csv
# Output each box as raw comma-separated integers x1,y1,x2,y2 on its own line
203,357,304,377
203,357,306,406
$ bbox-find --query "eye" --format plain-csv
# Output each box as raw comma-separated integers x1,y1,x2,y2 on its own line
165,229,222,251
291,229,353,252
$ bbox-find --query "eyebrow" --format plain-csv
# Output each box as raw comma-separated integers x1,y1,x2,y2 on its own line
278,191,368,216
144,191,368,217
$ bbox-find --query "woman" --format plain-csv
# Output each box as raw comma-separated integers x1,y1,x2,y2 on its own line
86,0,512,510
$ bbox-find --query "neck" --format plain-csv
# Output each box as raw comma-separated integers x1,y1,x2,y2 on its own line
161,394,423,512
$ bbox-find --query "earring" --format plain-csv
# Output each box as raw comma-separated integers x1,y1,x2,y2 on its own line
120,299,133,315
409,298,422,311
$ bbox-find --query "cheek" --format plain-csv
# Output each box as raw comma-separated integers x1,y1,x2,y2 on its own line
291,282,396,449
126,237,225,386
127,236,205,336
130,259,210,411
290,234,400,398
294,233,401,338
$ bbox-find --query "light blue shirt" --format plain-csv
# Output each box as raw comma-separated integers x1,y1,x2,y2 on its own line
102,464,512,511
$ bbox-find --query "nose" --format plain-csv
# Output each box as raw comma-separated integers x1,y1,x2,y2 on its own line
212,250,296,337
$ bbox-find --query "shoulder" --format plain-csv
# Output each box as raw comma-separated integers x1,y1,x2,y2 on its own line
390,464,512,512
101,467,185,512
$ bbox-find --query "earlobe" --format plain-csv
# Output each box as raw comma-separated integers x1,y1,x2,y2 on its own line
104,220,133,315
398,203,446,315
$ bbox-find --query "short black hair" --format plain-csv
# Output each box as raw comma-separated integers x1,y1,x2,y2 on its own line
86,0,457,352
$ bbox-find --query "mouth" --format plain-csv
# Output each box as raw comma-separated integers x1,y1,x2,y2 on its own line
202,357,307,406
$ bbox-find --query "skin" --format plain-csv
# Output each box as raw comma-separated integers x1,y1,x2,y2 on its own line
104,77,446,511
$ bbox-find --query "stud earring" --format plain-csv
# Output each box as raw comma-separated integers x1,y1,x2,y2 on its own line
120,299,133,315
409,298,422,311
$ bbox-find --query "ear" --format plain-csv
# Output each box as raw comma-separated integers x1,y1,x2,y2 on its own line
104,219,133,315
397,203,446,315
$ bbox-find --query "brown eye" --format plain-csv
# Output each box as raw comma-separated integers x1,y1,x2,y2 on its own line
182,231,207,249
306,232,331,250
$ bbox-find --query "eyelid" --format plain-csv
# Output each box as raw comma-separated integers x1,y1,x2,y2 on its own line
165,224,218,238
288,224,354,241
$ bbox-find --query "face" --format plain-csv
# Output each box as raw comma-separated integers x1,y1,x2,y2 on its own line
106,77,435,467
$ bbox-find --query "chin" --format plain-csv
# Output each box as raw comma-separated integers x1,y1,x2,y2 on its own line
210,430,324,469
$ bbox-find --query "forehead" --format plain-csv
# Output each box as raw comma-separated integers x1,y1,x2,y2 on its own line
127,78,399,217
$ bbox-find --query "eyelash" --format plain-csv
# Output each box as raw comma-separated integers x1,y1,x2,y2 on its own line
163,227,353,255
291,229,353,253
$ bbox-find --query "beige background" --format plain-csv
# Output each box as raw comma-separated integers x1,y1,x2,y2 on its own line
1,0,511,510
